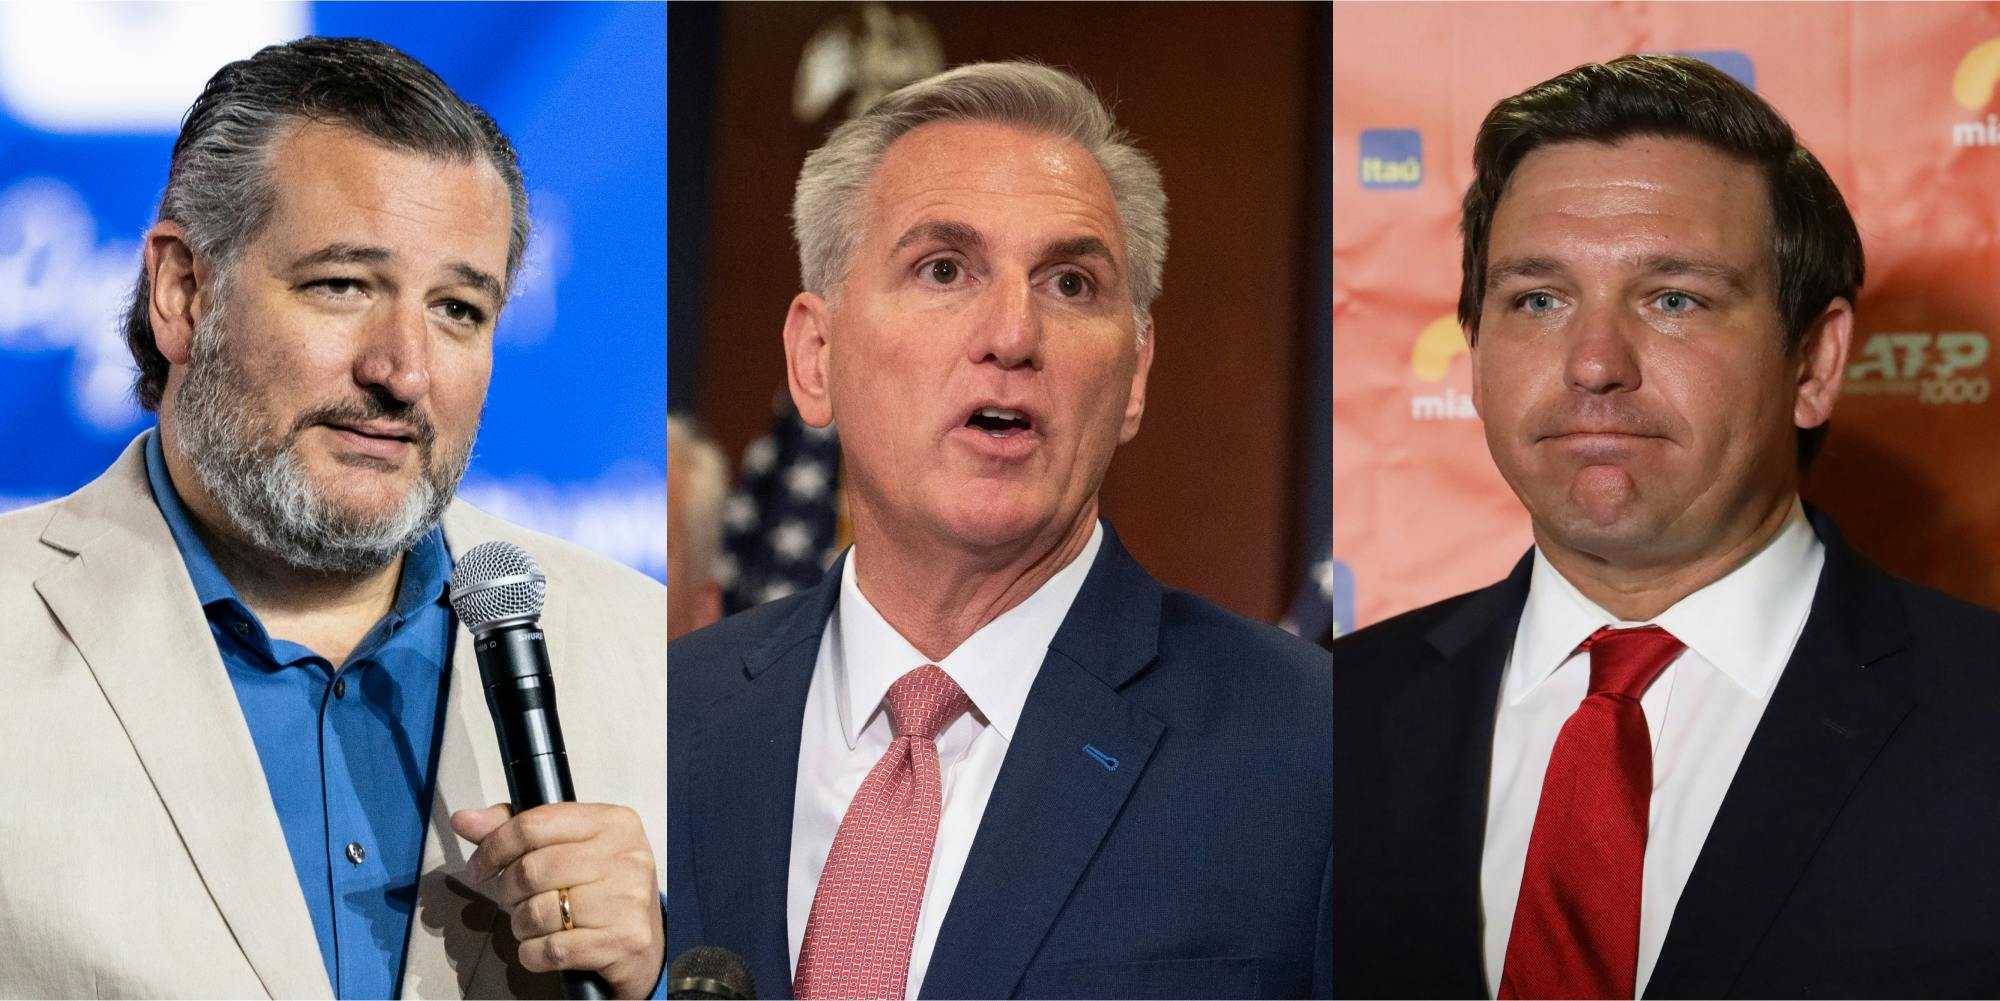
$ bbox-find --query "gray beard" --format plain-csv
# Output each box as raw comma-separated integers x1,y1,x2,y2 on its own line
167,301,471,574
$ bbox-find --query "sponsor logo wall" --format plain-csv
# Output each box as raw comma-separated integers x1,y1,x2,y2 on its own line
1335,2,2000,629
0,2,667,579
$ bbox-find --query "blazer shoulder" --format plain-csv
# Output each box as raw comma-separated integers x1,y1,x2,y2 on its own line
442,499,661,604
669,588,825,714
1157,586,1328,681
1330,584,1495,662
1889,574,2000,657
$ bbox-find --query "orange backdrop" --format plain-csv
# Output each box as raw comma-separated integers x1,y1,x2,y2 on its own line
1334,1,2000,631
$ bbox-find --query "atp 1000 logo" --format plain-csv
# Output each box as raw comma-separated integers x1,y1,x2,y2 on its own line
1845,332,1990,405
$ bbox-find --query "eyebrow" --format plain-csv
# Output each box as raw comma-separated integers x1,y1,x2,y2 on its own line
1486,253,1753,294
1485,255,1564,292
289,242,392,270
1639,254,1752,294
1042,235,1119,274
288,242,505,303
890,220,984,258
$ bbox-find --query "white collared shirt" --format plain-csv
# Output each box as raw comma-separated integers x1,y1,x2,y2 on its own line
1480,501,1824,998
787,522,1103,1000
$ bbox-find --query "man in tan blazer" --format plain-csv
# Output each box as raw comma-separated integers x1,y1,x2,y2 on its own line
0,37,664,999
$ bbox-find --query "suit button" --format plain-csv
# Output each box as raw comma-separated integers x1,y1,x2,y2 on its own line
333,678,347,700
346,841,366,865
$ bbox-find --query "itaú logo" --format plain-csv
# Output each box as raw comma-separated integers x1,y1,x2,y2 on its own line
1950,38,2000,146
1408,313,1477,421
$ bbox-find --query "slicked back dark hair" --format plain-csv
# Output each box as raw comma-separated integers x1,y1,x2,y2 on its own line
1457,53,1863,467
125,36,529,411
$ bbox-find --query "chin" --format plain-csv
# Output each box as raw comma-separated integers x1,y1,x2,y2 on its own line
312,478,423,525
930,492,1053,552
1541,504,1674,562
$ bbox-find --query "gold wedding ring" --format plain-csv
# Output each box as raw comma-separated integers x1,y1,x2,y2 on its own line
558,886,575,931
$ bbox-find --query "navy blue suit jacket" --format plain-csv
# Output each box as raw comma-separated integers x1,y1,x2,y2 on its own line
669,525,1332,999
1331,511,2000,998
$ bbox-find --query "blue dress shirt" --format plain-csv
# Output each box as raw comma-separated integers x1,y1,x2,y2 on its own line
146,433,453,999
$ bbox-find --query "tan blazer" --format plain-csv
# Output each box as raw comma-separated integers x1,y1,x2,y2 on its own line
0,434,665,999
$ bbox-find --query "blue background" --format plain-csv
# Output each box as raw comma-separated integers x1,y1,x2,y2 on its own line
0,1,666,578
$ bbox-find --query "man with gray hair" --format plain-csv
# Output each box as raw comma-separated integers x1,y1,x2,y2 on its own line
0,37,665,998
668,414,727,640
669,61,1330,999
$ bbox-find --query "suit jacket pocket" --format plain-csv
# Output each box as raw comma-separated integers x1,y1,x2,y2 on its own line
1017,956,1262,999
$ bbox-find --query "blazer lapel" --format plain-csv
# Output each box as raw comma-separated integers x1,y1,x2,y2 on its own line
400,510,515,998
1647,514,1922,998
33,437,332,1000
1390,554,1529,994
689,559,844,1000
919,528,1168,1000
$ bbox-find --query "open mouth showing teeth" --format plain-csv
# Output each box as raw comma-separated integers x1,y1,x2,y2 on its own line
966,407,1032,437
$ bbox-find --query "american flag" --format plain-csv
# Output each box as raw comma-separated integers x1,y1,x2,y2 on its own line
718,393,844,614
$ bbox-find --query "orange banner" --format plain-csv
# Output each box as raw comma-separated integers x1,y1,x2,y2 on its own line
1335,1,2000,630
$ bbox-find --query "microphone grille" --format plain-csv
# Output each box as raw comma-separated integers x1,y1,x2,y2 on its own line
449,541,546,631
668,946,756,1000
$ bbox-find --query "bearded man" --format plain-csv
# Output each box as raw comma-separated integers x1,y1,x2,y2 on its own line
0,37,664,999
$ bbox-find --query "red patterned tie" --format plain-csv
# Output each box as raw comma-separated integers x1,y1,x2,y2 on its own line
1499,625,1686,1000
795,664,971,1000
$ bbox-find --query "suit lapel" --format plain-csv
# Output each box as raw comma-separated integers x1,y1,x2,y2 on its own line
920,529,1168,1000
1647,514,1922,998
34,437,332,1000
400,507,513,998
689,560,843,1000
1391,554,1528,994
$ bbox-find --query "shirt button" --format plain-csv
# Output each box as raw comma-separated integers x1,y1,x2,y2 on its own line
332,678,347,700
233,622,250,637
345,841,366,865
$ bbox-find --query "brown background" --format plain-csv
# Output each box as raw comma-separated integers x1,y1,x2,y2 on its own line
676,2,1330,621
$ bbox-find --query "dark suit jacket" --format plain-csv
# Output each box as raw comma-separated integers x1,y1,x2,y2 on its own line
669,524,1332,999
1331,511,2000,998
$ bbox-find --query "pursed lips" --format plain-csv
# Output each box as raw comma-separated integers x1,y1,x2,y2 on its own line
325,419,419,442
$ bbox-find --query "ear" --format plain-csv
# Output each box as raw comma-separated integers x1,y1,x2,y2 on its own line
1793,297,1853,432
145,220,209,365
1119,317,1155,444
783,292,836,428
1465,322,1482,416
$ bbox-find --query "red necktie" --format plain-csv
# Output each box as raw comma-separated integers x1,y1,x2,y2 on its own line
795,664,971,1000
1499,625,1686,1000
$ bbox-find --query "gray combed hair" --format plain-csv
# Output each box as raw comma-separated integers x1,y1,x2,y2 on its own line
791,61,1168,336
125,36,530,412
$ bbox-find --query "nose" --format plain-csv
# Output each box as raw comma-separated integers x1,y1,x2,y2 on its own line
353,300,432,403
966,268,1043,371
1563,301,1643,394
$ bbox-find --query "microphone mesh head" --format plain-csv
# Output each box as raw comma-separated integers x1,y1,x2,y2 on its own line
449,541,546,631
668,946,756,1000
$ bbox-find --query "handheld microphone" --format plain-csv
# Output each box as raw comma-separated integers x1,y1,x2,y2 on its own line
449,541,611,1001
667,947,756,1000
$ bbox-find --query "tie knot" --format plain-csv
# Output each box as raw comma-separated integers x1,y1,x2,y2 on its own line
884,664,971,741
1580,625,1685,699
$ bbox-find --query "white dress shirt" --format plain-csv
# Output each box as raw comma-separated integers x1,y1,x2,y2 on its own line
787,522,1103,1000
1480,501,1823,998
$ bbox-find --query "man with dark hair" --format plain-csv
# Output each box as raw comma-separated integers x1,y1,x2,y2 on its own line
1333,54,2000,998
0,37,665,998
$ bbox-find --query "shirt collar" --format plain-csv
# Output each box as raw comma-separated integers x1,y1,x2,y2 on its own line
1510,499,1822,703
830,520,1105,750
143,428,454,626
